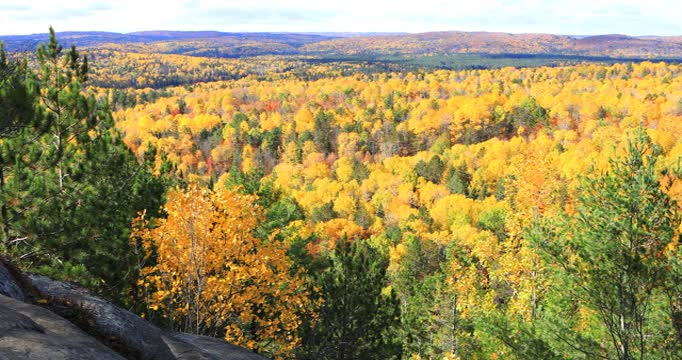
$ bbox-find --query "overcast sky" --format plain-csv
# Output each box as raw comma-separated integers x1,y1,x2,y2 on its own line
1,0,680,36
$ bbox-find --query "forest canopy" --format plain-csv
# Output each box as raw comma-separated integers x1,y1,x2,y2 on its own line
1,29,681,359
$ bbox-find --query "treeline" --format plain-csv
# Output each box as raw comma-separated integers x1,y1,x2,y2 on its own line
83,50,412,89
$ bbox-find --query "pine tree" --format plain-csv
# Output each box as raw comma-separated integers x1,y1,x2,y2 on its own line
2,28,166,300
300,237,402,360
0,42,38,248
532,129,681,359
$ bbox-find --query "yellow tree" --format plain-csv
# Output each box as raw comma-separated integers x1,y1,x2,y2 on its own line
132,184,314,358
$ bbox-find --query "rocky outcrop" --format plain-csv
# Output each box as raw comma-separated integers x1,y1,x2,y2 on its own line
29,274,177,359
168,333,266,360
0,295,124,360
0,260,267,360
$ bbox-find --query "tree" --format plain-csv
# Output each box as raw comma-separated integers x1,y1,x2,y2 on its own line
532,130,681,359
0,42,38,245
0,43,37,139
313,110,335,155
133,184,314,359
415,155,445,184
390,235,453,359
511,96,548,130
221,166,305,240
445,164,471,197
1,28,165,301
300,237,402,360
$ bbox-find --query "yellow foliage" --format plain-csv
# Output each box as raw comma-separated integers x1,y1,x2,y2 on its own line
294,107,314,132
132,185,315,358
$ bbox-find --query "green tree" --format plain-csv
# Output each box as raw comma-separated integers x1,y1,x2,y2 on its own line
0,43,37,139
2,28,166,301
0,42,38,246
391,235,445,358
222,166,304,240
511,96,548,130
300,237,402,360
415,155,445,184
313,110,335,155
532,130,681,359
445,164,471,196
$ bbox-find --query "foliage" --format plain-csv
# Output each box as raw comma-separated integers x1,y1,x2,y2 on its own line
530,130,682,359
96,57,682,358
132,184,315,359
4,27,682,359
300,237,402,359
0,42,38,245
1,29,165,301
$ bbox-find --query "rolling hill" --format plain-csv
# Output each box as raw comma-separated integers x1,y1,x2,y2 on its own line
0,30,682,59
301,31,682,58
3,30,682,62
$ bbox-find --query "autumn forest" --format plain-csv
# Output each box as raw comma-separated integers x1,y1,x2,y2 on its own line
1,27,681,360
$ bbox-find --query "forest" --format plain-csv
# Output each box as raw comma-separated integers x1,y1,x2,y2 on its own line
1,28,681,359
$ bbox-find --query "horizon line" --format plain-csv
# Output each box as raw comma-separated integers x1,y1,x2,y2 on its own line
1,29,680,38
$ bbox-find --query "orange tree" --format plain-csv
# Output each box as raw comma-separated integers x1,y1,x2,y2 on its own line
132,183,315,358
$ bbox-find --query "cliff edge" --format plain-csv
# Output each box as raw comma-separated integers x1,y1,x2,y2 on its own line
0,259,266,360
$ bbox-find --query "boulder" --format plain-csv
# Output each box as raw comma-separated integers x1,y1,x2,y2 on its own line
29,274,179,360
0,294,124,360
27,274,267,360
169,333,267,360
0,262,267,360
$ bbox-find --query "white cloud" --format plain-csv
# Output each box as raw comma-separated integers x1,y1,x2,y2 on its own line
0,0,680,35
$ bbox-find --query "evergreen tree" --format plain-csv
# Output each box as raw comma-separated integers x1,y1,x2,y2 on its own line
300,237,402,360
0,42,39,246
532,129,681,359
510,96,548,130
313,110,335,155
0,43,37,139
415,155,445,184
2,28,166,301
391,235,444,358
222,166,304,241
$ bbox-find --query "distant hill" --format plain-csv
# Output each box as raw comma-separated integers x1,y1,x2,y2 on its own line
2,30,682,59
301,31,682,58
0,31,340,54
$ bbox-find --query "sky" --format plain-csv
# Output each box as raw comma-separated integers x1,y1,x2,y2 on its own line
0,0,681,36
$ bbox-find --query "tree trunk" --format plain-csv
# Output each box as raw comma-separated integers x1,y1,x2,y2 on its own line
619,278,630,360
0,153,9,248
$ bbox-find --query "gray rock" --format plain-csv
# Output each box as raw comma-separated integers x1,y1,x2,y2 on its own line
160,334,213,360
170,333,267,360
0,302,44,334
0,261,24,301
28,274,268,360
28,274,176,360
0,294,124,360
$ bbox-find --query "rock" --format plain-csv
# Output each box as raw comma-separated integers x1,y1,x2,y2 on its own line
0,302,44,334
159,334,211,360
0,294,124,360
28,274,176,360
27,274,268,360
0,262,267,360
0,260,24,301
170,333,266,360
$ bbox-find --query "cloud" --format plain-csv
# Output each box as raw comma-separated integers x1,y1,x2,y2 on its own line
0,0,681,36
180,7,342,25
184,0,200,9
87,1,113,11
12,1,113,22
0,4,31,11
